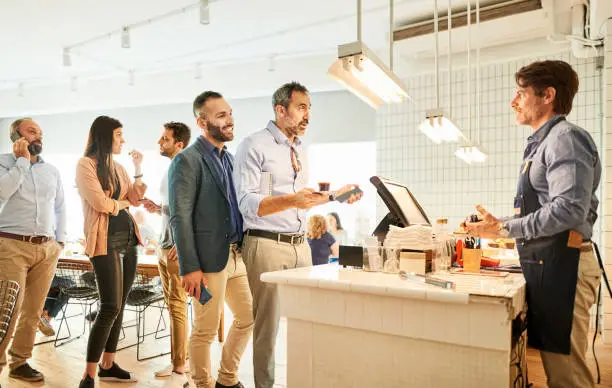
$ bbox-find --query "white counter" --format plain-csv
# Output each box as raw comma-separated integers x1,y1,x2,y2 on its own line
262,264,527,388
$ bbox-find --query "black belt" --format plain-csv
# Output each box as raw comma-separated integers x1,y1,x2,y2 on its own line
246,229,305,245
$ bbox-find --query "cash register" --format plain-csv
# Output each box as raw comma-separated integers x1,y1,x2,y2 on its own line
339,176,431,268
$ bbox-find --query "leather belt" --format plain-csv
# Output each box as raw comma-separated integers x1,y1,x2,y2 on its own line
0,231,53,245
246,229,305,245
580,242,593,253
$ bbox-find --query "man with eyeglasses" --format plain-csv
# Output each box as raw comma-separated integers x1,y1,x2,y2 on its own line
233,81,362,388
0,118,66,383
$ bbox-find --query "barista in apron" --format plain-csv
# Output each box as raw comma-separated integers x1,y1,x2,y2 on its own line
464,60,602,388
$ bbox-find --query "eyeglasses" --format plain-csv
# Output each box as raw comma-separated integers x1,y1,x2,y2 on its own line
290,143,302,176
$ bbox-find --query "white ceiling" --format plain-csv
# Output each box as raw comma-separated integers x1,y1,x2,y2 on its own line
0,0,582,116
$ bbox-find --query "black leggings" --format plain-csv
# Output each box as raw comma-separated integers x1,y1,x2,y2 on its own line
86,234,137,362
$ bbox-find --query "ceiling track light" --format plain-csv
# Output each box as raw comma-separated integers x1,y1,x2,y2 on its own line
268,55,276,72
128,70,135,86
17,83,24,97
63,48,72,67
200,0,210,25
121,26,131,48
194,62,202,79
70,77,78,92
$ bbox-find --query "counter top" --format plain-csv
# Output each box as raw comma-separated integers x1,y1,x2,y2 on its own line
261,264,525,309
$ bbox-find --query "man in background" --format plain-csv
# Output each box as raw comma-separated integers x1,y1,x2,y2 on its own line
142,122,192,388
0,118,66,383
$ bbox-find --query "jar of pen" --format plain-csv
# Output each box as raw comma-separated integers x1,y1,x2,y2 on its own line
462,214,483,273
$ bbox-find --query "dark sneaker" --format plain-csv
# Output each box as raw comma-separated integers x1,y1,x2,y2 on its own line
79,375,95,388
9,363,44,382
215,382,245,388
38,315,56,336
98,362,137,382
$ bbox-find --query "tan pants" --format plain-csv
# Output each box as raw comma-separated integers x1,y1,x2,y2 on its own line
158,247,188,369
191,245,253,388
0,237,60,372
540,247,602,388
242,235,312,388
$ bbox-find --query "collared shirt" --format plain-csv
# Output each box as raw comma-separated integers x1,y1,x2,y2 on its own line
198,136,243,243
234,120,309,234
158,170,174,249
0,154,66,242
506,115,601,240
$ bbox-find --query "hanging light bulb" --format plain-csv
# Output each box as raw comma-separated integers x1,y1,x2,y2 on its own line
455,144,487,164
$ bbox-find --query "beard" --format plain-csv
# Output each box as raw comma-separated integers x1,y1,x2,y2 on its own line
28,142,42,156
287,118,309,137
207,121,234,142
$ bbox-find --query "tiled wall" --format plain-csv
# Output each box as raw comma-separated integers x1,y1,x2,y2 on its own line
376,51,608,338
602,20,612,344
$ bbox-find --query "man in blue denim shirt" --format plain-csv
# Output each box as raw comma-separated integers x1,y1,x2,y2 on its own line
0,118,66,383
466,60,602,387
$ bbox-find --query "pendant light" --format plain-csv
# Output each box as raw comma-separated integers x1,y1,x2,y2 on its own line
419,0,464,143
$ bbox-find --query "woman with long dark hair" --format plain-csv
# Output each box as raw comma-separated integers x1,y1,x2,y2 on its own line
327,212,348,245
75,116,146,387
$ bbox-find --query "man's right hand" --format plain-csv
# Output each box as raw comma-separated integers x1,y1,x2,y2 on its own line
293,188,320,210
181,270,208,300
13,138,30,160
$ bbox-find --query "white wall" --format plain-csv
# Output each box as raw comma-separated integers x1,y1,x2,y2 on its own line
376,50,607,339
1,89,375,155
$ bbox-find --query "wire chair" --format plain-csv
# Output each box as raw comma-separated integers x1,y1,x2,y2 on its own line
50,261,99,347
117,266,168,361
0,280,20,346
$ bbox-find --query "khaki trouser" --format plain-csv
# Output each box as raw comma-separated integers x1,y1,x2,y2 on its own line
0,237,60,372
242,235,312,388
158,247,188,369
540,246,602,388
191,245,254,388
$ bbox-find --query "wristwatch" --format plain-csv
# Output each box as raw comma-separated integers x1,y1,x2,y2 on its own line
328,192,336,202
497,222,510,238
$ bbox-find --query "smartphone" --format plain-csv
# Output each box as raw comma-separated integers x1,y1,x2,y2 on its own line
336,187,363,203
199,284,213,305
10,131,21,142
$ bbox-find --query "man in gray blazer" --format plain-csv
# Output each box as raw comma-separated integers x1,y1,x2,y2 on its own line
169,91,253,388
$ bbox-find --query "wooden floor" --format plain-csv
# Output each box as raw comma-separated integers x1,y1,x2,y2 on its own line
1,305,611,387
526,336,612,388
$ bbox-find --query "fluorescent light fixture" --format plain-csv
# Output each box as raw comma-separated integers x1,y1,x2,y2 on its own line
200,0,210,25
17,83,24,97
63,48,72,67
455,144,487,164
328,41,410,109
128,70,135,86
419,109,463,143
194,62,202,79
121,26,130,48
70,76,78,92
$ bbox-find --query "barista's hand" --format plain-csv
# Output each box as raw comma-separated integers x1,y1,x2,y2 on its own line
13,138,30,160
464,204,503,238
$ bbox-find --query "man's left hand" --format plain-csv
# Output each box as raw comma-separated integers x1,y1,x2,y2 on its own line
464,204,503,238
333,184,363,204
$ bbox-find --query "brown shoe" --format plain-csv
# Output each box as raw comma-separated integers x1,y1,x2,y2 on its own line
38,315,55,337
9,363,44,382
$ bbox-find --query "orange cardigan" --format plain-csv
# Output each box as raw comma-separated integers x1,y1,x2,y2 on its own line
76,157,147,257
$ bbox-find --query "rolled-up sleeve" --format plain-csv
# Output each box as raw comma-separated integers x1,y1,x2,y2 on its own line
233,136,266,218
506,129,596,239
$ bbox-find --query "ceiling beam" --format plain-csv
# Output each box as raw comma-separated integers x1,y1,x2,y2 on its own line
393,0,543,41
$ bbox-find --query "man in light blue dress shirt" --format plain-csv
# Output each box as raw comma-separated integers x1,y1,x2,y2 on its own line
234,82,362,388
0,118,66,383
